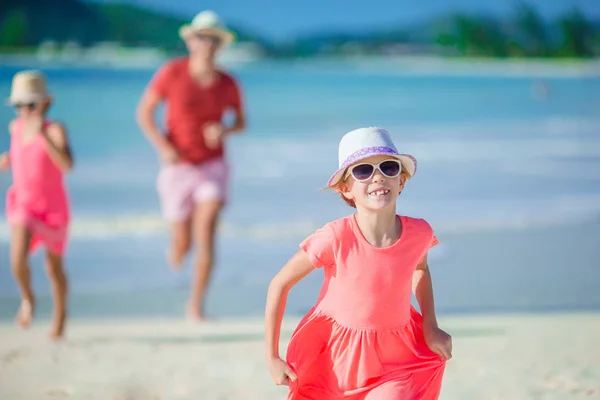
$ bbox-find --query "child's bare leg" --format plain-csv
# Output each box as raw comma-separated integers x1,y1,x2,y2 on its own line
10,225,34,329
188,201,222,321
168,218,192,270
44,251,68,340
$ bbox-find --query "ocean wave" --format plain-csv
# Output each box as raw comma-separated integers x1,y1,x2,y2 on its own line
228,135,600,182
65,134,600,185
1,195,599,242
10,116,593,187
0,214,320,242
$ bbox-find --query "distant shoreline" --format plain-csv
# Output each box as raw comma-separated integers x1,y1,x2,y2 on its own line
1,53,598,78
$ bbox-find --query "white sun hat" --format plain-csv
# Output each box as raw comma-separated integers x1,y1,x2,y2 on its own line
327,127,417,187
178,10,235,47
7,70,51,105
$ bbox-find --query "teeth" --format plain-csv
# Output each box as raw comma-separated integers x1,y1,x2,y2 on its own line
369,189,389,196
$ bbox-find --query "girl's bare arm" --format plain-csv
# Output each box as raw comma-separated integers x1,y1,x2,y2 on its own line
265,250,315,361
43,122,74,171
412,253,438,328
0,121,17,171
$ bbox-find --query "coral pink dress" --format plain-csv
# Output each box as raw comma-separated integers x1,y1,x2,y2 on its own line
5,118,70,255
286,215,445,400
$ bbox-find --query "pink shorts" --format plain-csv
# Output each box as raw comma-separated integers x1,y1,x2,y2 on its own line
156,158,229,222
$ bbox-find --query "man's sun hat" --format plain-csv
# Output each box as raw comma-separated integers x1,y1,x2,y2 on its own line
179,10,235,47
327,127,417,187
7,70,51,105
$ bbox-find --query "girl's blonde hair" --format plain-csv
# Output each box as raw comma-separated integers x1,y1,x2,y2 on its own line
327,165,411,208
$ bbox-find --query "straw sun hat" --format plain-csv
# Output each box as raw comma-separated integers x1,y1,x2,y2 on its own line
7,70,52,105
178,10,235,47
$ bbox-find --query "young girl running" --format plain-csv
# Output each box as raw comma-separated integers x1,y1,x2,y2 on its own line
0,70,74,340
265,127,452,399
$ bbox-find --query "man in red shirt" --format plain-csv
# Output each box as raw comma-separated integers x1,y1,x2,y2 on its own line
137,10,246,321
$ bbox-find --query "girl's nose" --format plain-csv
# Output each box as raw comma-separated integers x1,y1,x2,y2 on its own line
371,169,385,182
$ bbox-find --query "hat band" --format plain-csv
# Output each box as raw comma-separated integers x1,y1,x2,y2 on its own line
340,146,398,169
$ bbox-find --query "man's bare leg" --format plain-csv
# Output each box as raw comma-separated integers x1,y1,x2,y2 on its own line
167,218,192,270
187,200,223,321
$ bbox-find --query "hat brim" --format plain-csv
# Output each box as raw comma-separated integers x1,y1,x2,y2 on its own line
6,92,51,106
179,25,235,47
327,153,417,187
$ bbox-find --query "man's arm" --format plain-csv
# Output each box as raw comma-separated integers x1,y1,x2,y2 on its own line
136,89,169,151
223,80,246,135
224,104,246,135
136,88,178,163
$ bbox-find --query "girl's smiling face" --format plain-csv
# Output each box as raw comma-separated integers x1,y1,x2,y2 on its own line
341,155,409,212
14,99,49,119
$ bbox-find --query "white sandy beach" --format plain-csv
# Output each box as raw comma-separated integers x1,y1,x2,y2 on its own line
1,313,599,400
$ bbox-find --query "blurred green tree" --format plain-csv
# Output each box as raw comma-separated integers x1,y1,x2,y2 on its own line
0,9,29,47
513,2,549,56
557,8,595,57
438,14,510,57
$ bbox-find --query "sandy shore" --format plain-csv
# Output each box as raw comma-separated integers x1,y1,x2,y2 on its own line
1,313,599,400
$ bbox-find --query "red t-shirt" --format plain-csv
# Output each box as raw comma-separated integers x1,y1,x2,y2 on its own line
150,56,242,164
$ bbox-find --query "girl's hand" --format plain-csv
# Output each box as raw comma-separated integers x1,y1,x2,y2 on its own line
0,152,9,171
267,357,297,386
423,324,453,360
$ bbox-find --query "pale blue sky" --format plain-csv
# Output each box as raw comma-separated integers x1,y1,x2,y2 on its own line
95,0,600,40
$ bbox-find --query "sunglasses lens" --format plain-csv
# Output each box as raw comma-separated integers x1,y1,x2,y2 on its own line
196,34,221,45
380,160,401,177
15,103,35,110
351,164,375,181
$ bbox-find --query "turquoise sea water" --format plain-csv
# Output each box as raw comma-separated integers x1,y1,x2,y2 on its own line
0,60,599,319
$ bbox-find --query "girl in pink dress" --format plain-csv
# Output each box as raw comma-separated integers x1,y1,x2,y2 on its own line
0,71,74,340
265,127,452,399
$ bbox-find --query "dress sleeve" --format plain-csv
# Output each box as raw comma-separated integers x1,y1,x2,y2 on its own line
429,234,439,249
299,224,336,268
421,218,438,251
